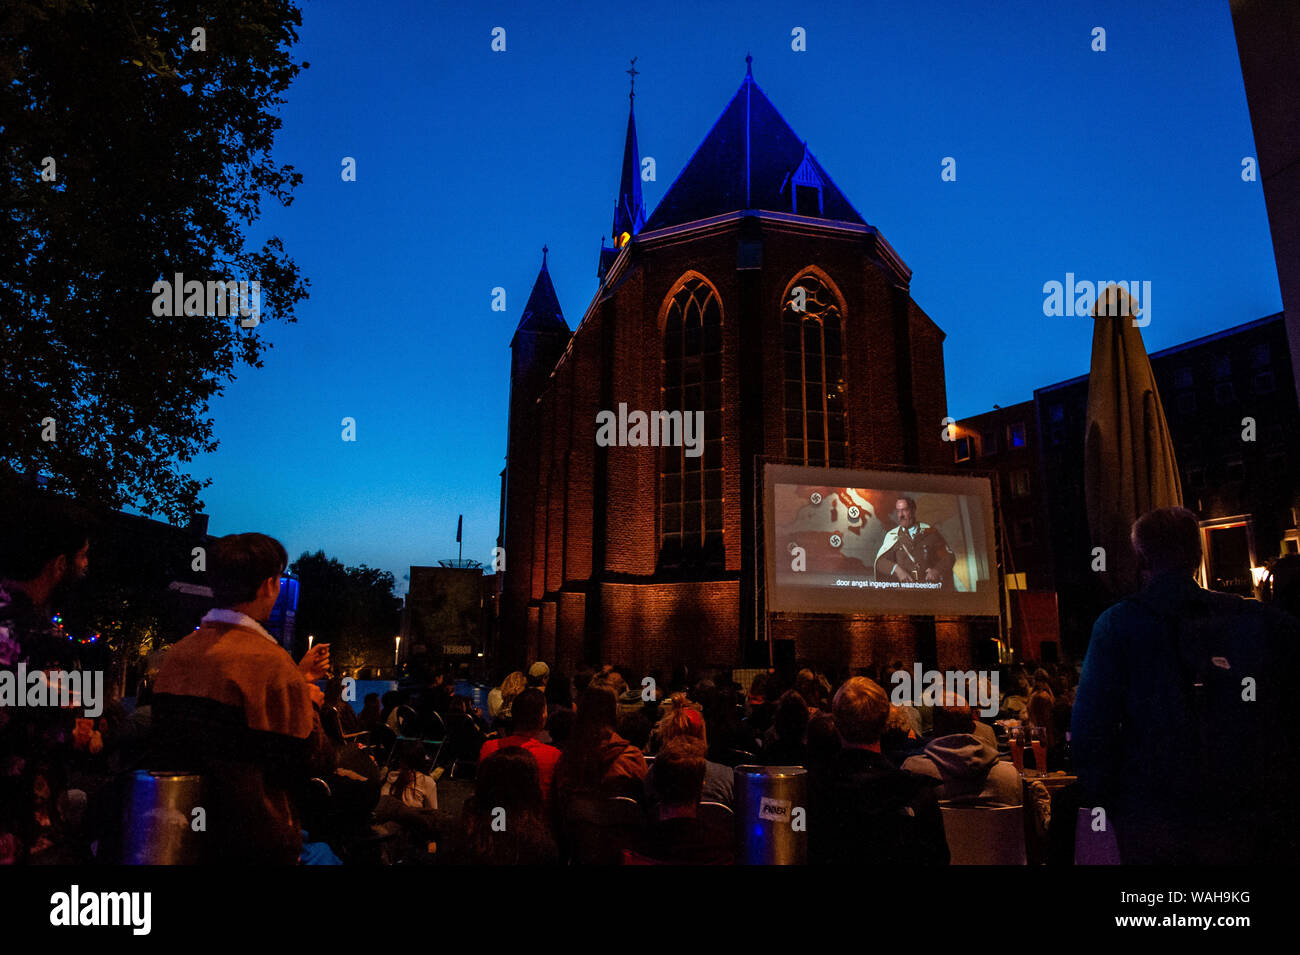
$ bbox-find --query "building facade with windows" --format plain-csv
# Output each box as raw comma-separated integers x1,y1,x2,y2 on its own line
949,401,1060,661
956,312,1300,657
499,62,959,675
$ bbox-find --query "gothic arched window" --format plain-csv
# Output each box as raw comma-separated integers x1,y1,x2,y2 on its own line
782,273,848,467
660,276,724,569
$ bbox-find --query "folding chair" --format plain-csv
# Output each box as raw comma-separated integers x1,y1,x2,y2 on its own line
384,705,446,772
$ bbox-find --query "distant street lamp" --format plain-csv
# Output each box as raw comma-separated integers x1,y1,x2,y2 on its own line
307,634,314,650
394,635,401,668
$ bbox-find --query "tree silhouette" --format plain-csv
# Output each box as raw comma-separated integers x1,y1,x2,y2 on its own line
1,0,310,521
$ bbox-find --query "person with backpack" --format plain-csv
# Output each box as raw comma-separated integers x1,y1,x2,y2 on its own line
1072,507,1300,864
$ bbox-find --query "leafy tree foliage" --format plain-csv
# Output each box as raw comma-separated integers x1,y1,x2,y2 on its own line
1,0,310,522
290,550,403,672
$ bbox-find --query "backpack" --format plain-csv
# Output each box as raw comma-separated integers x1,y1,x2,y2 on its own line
1130,590,1294,821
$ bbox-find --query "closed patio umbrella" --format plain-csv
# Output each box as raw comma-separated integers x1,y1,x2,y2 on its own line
1084,284,1183,595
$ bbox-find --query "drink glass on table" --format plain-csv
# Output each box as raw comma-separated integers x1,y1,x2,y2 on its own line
1008,726,1025,775
1029,727,1047,776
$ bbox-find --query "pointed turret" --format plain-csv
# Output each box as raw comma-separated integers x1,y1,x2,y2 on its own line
599,59,646,280
511,246,569,348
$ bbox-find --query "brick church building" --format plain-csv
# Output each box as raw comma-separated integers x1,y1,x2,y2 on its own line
500,59,969,677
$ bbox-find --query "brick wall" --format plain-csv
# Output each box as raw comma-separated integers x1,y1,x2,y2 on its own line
502,216,953,675
599,579,741,676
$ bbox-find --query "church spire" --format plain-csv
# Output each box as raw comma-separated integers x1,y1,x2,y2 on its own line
612,58,646,247
600,59,645,279
512,245,568,347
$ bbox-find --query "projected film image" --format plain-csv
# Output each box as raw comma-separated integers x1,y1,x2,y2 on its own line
765,465,1000,617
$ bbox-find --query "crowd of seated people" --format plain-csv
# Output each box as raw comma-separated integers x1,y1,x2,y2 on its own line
25,640,1257,865
55,621,1221,867
14,509,1297,867
77,645,1091,866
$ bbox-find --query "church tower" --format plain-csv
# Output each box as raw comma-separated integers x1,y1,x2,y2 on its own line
501,248,570,669
501,59,957,677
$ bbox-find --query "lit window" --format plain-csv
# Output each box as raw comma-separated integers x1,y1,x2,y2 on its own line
1008,423,1027,449
955,437,973,462
1010,470,1031,498
660,277,724,569
783,273,848,468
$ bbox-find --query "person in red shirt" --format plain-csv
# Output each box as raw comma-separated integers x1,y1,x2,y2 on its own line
479,688,560,808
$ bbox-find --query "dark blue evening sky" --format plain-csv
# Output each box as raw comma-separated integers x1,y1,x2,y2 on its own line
189,0,1280,595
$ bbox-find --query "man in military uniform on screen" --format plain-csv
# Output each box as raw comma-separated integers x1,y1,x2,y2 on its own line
874,497,957,590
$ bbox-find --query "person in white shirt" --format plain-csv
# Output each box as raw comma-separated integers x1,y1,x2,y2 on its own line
381,741,437,810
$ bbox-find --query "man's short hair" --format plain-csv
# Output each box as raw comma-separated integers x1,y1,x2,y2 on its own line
0,494,94,581
210,533,287,606
654,736,707,807
932,692,975,736
512,688,547,732
1131,507,1202,574
832,677,891,745
895,496,917,512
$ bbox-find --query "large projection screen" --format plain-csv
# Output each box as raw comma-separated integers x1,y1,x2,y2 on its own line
764,464,1000,616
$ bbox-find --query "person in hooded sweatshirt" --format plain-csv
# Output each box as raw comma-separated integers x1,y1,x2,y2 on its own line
903,693,1050,836
552,684,647,823
902,694,1021,803
808,677,948,866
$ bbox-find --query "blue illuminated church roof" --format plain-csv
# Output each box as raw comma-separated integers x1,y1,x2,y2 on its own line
644,57,867,231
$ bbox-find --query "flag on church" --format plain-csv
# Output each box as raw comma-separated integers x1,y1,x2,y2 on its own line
456,515,462,543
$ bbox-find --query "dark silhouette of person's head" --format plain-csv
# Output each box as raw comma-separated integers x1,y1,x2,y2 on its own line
473,746,542,815
618,709,653,751
545,669,573,710
209,532,287,611
832,677,890,746
805,713,841,770
1131,507,1202,578
572,685,618,748
931,693,975,737
773,690,810,742
461,746,554,864
547,706,575,748
0,494,94,604
655,736,707,809
511,688,547,734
